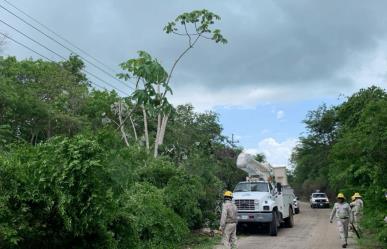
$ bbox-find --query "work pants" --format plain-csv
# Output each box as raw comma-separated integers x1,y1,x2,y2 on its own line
222,223,237,249
353,213,362,231
336,218,349,244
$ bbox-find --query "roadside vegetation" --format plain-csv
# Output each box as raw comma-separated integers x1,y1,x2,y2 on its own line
1,5,385,249
0,52,245,249
180,234,221,249
0,10,247,249
290,86,387,247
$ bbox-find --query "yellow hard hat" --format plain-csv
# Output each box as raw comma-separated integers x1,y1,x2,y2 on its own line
224,191,233,198
353,192,362,198
337,193,345,199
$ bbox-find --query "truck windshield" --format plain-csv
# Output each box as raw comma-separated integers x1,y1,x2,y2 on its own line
234,182,269,192
312,193,327,198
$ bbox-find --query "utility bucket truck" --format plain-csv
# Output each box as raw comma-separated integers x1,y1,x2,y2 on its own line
233,153,294,236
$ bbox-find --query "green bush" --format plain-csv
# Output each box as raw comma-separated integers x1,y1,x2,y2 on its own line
137,159,180,188
0,134,195,249
123,183,189,249
0,136,118,249
164,175,203,229
182,151,224,228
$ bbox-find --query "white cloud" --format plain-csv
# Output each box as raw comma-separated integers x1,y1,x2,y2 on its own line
276,110,285,120
169,84,279,111
245,137,298,168
169,84,344,112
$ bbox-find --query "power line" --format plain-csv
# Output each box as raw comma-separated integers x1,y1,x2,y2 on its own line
1,19,67,60
0,21,126,94
1,33,53,62
1,32,127,94
0,3,132,90
1,32,106,91
2,0,118,75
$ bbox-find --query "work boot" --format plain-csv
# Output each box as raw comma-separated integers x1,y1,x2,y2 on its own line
342,243,347,248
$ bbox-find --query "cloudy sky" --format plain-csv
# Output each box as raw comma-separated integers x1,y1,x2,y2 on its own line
1,0,387,167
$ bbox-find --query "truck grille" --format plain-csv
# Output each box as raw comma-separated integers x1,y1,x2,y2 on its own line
235,200,255,210
315,199,327,203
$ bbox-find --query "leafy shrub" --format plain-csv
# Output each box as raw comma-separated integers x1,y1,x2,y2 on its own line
0,135,118,249
122,183,189,249
182,151,224,228
0,135,190,249
164,175,203,229
136,159,180,188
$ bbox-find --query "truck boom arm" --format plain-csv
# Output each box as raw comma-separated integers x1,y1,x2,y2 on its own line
237,153,273,179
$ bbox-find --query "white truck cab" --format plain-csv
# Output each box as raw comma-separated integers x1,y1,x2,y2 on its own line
233,153,295,236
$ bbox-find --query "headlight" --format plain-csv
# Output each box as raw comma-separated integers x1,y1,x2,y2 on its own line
254,200,259,205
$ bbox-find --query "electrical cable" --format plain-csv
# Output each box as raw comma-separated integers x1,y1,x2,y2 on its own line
0,3,133,89
2,0,118,75
1,32,127,94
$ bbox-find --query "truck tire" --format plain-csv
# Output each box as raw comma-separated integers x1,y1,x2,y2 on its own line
284,207,294,228
269,211,278,236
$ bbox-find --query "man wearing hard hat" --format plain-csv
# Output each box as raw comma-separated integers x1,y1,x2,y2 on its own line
219,191,238,249
330,193,352,248
350,193,364,231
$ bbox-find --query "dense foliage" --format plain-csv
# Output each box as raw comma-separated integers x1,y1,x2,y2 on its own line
291,86,387,245
0,55,246,248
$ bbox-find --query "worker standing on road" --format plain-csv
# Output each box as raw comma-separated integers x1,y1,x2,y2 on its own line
220,191,238,249
350,192,363,231
330,193,352,248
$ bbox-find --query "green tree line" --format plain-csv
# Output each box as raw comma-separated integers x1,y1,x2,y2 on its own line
291,86,387,246
0,10,247,249
0,55,245,249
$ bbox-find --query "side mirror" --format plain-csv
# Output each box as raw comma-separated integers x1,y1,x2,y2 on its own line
296,197,300,201
276,183,282,193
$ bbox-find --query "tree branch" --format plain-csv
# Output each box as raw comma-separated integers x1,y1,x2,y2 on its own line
129,115,138,141
184,23,192,47
173,31,200,36
118,101,129,147
135,76,140,89
163,32,201,98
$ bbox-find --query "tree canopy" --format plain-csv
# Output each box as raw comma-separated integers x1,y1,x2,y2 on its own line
0,52,245,248
291,86,387,245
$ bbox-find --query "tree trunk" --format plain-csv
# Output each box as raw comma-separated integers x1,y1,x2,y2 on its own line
159,114,169,145
129,115,138,141
154,113,162,157
118,102,130,147
142,105,150,151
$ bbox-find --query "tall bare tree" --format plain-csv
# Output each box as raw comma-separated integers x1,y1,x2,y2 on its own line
118,10,227,157
155,10,227,156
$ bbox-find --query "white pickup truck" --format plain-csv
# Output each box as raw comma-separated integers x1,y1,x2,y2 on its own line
233,153,295,236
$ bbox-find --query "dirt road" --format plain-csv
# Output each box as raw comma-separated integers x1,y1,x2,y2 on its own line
215,202,358,249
